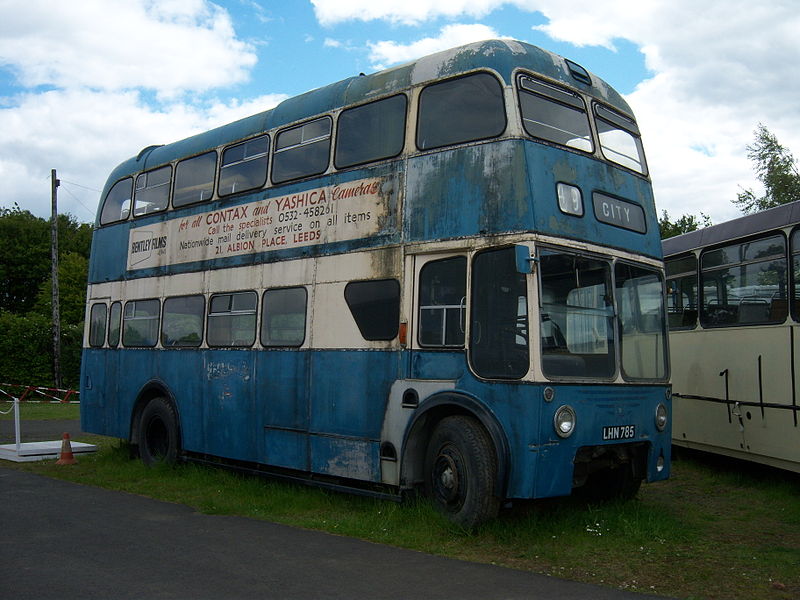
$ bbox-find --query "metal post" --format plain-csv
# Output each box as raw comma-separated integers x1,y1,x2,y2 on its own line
14,397,20,453
50,169,62,388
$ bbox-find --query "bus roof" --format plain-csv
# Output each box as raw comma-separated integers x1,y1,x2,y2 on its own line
662,199,800,257
102,39,631,192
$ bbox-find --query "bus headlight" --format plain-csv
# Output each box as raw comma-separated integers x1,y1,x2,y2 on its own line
554,405,576,438
655,403,668,432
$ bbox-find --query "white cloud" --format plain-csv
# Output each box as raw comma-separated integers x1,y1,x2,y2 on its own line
368,24,504,68
0,0,257,97
312,0,506,26
528,0,800,222
0,89,286,221
313,0,800,224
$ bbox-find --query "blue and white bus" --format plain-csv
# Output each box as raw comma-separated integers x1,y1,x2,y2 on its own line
81,39,670,527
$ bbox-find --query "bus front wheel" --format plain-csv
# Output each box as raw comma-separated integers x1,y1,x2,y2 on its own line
138,397,180,466
424,415,499,529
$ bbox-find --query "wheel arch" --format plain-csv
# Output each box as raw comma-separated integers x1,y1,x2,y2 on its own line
129,380,181,449
400,392,510,498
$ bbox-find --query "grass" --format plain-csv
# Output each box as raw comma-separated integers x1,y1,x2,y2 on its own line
5,431,800,600
0,401,80,421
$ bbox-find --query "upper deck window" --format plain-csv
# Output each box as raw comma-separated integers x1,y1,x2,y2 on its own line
417,72,506,151
173,152,216,208
99,177,132,225
335,95,407,169
219,135,269,196
517,76,592,152
594,104,647,175
272,117,331,184
133,165,171,217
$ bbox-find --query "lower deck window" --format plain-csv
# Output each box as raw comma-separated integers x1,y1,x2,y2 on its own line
123,299,160,347
207,291,257,347
539,250,614,378
615,262,668,380
700,234,787,327
161,295,205,347
88,303,107,347
344,279,400,341
261,287,307,347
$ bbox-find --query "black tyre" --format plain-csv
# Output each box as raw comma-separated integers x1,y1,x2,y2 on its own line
138,397,180,466
424,415,500,529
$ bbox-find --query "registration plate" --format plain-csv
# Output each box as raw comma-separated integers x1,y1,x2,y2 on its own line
602,425,636,441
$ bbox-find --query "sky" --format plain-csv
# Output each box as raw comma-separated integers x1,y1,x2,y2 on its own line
1,0,798,226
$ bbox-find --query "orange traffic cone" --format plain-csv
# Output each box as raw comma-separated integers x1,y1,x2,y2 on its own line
56,432,77,465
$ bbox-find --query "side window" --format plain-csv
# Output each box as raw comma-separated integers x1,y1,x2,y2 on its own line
173,152,216,208
335,95,407,168
700,234,787,327
793,229,800,321
133,165,171,217
344,279,400,341
666,255,698,330
417,72,506,150
594,104,647,175
418,256,466,347
615,262,668,381
161,295,205,347
470,247,529,379
538,250,614,379
261,287,307,347
272,117,331,184
88,303,107,348
108,301,122,348
122,299,161,347
100,178,132,225
517,76,592,152
219,135,269,196
207,291,257,347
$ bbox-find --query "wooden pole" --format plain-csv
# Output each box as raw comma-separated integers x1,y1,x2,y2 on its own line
50,169,62,388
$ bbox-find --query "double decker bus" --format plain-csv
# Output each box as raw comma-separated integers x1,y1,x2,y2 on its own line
664,202,800,472
81,39,671,527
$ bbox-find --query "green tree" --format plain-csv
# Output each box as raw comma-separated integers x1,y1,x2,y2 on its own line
0,206,91,314
0,206,92,387
32,252,89,325
734,124,800,214
659,210,711,239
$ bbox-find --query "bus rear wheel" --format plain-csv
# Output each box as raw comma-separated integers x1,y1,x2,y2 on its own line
424,415,499,529
138,397,180,466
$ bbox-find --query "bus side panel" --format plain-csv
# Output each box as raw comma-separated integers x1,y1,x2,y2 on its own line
80,348,112,437
672,326,797,466
202,350,258,463
404,141,531,242
308,350,396,481
466,383,543,500
258,349,311,471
